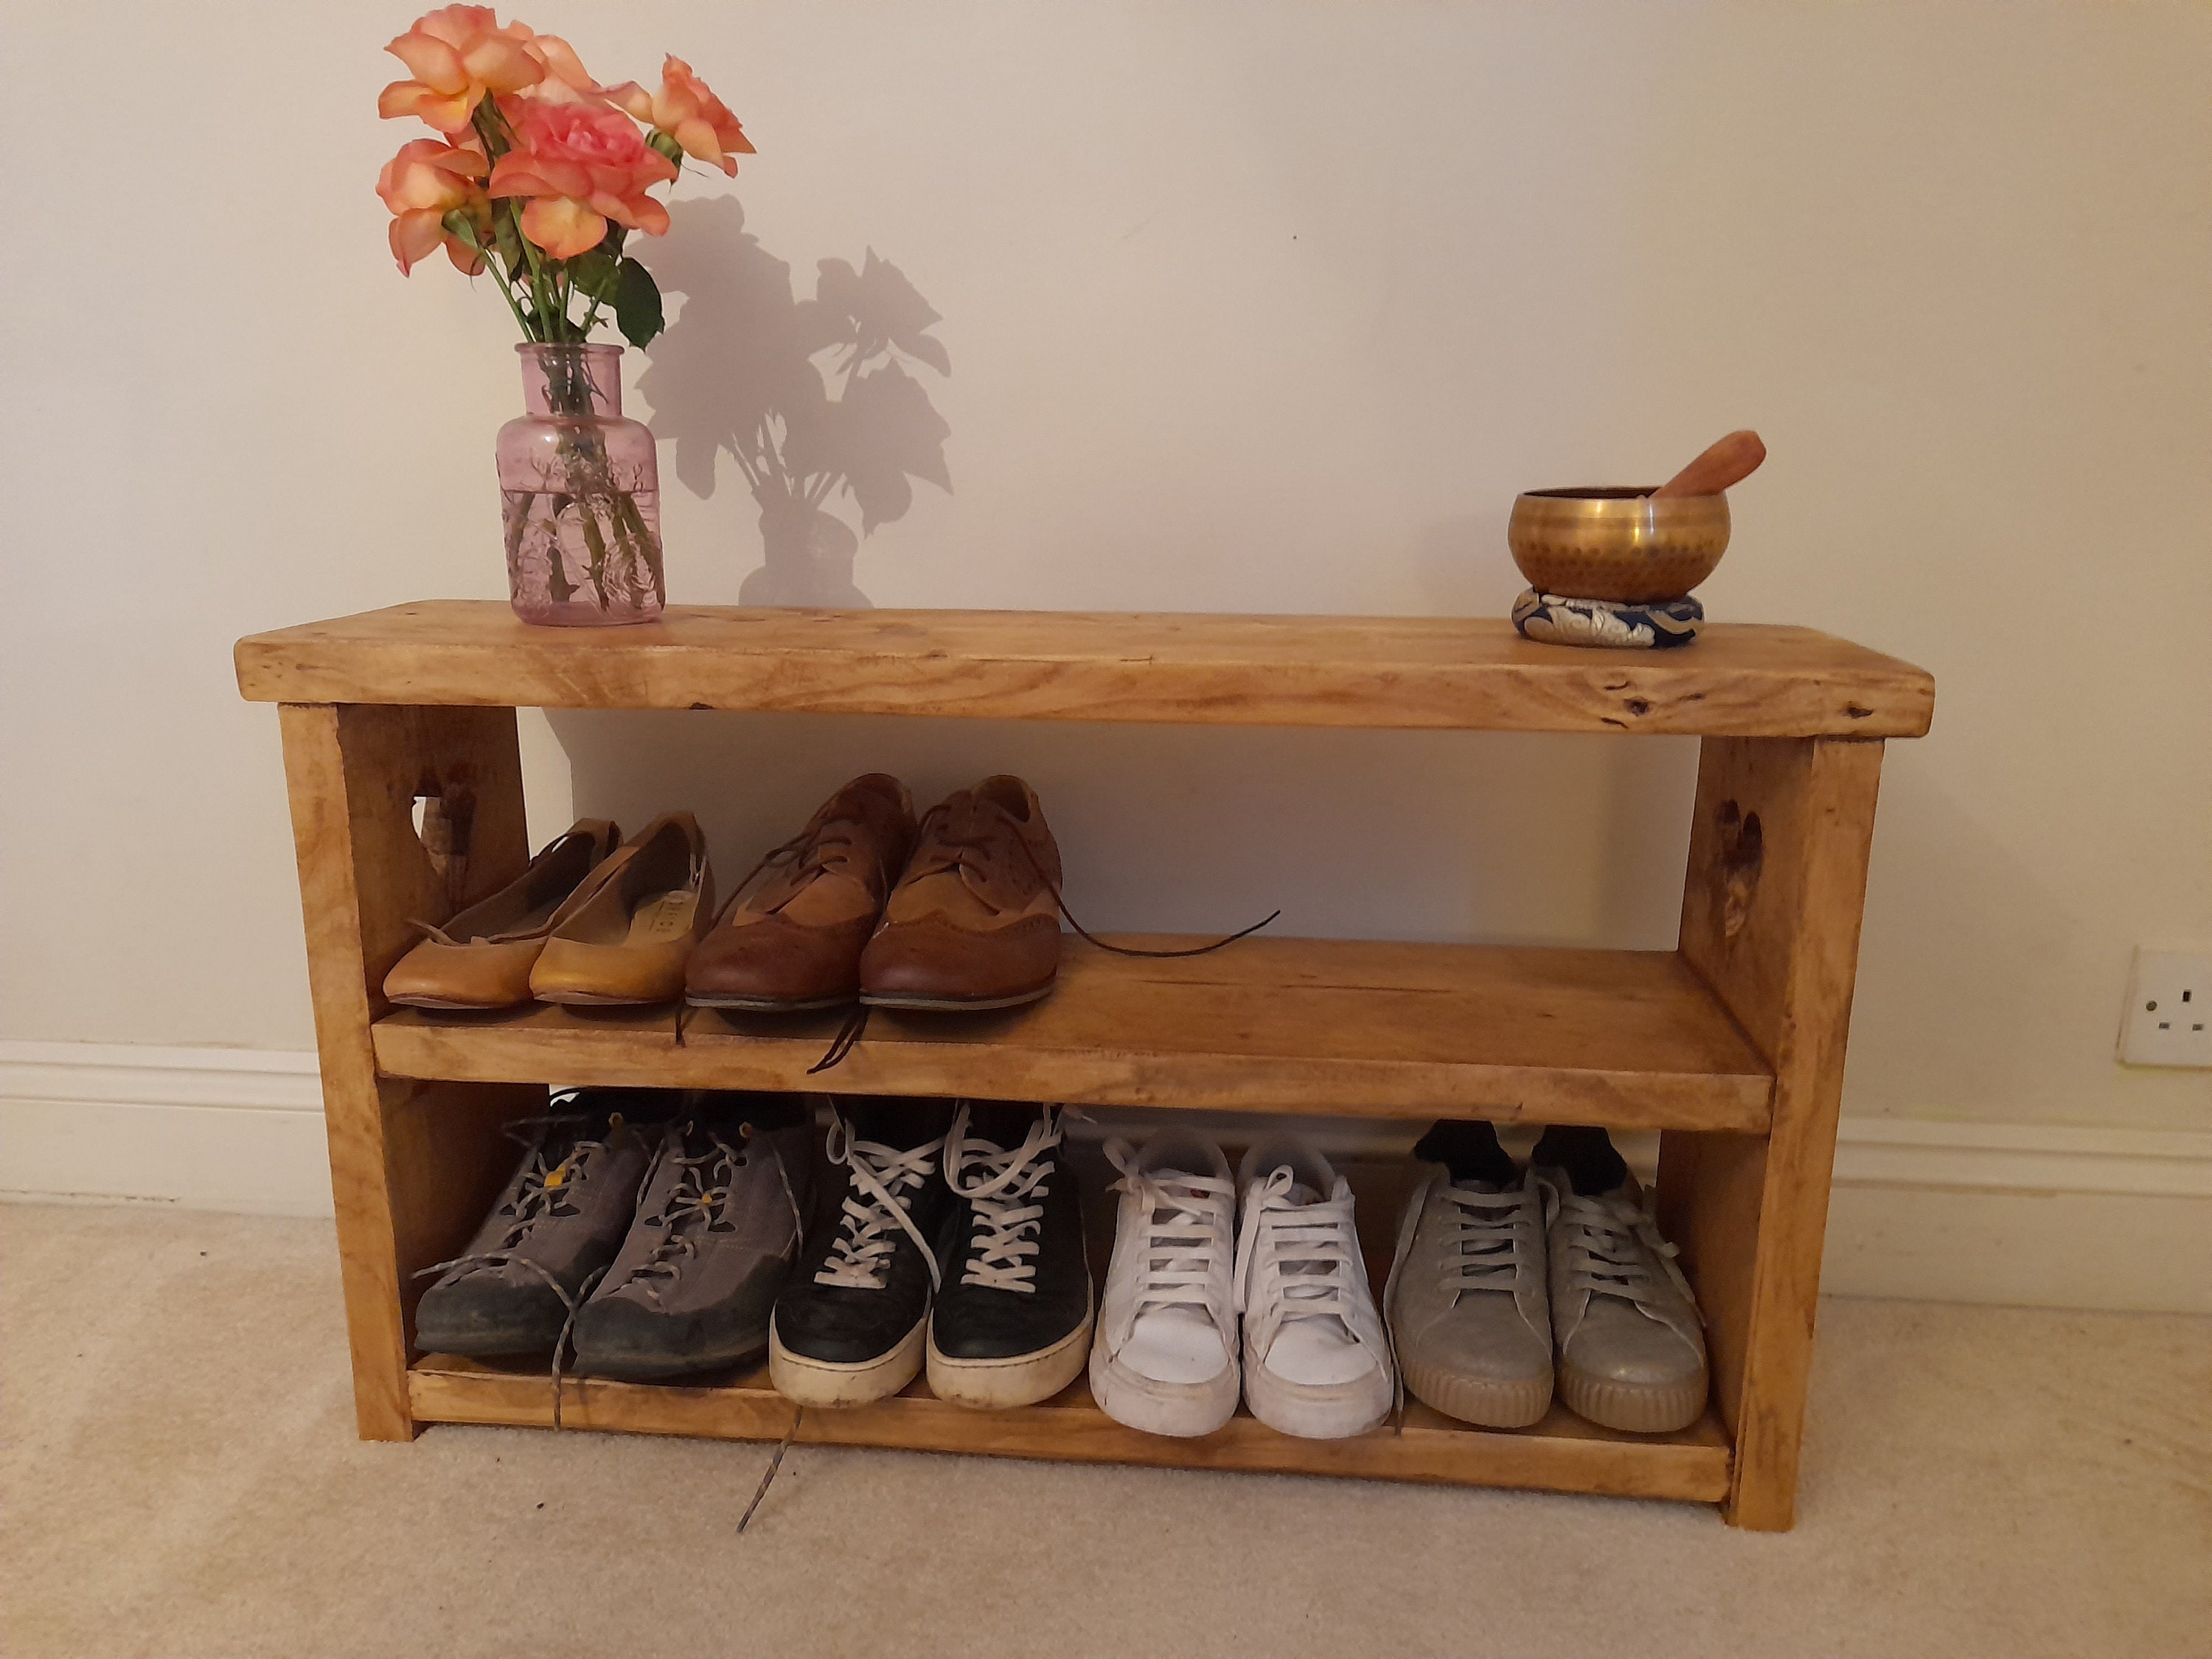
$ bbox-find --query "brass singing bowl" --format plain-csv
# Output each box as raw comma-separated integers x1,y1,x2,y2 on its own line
1508,488,1731,605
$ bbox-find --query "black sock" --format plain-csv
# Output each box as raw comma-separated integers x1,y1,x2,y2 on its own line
843,1095,959,1150
1531,1124,1628,1196
698,1091,809,1133
960,1100,1043,1149
1412,1119,1517,1187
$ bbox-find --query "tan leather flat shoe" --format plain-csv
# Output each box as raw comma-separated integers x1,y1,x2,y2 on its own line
858,776,1065,1010
383,820,621,1010
529,813,715,1006
686,775,917,1012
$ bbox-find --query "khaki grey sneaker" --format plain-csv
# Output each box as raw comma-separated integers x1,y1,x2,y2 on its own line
574,1094,814,1381
414,1092,664,1358
1385,1164,1553,1429
1534,1168,1708,1433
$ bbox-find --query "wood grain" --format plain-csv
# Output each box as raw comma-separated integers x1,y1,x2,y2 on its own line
406,1358,1732,1504
235,602,1934,738
1664,734,1886,1530
371,938,1775,1131
276,702,539,1440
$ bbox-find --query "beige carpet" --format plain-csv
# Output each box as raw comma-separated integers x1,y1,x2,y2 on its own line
1,1203,2205,1658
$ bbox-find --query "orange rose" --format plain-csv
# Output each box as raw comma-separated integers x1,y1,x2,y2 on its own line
376,137,492,274
608,55,753,175
487,100,678,259
514,32,599,102
378,5,543,133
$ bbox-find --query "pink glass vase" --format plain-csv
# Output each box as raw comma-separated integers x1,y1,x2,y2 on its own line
497,343,664,626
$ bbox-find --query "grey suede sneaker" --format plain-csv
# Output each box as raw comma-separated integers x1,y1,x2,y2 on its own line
414,1093,664,1358
1385,1164,1554,1428
574,1094,815,1381
1534,1167,1708,1433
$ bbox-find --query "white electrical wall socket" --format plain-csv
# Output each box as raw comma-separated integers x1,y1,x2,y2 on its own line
2117,948,2212,1068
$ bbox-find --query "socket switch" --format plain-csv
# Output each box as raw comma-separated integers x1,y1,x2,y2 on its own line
2118,948,2212,1068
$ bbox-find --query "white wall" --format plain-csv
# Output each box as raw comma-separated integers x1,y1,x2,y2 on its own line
3,1,2207,1172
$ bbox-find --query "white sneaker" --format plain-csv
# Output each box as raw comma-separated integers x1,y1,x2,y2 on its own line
1088,1131,1240,1437
1234,1136,1393,1439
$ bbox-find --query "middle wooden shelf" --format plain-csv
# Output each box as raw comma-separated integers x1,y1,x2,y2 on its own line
373,935,1773,1131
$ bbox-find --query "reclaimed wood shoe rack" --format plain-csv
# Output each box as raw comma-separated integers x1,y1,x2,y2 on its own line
236,601,1933,1531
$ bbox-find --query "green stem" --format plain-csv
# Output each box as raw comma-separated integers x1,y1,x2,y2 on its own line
577,500,612,610
519,231,557,341
577,272,609,339
502,487,535,570
613,492,665,602
448,216,534,339
465,105,544,343
543,494,577,602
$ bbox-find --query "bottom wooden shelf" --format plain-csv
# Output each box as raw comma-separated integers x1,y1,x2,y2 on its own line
409,1354,1732,1505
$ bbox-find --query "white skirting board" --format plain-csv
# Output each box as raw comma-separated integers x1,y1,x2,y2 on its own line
2,1040,2206,1313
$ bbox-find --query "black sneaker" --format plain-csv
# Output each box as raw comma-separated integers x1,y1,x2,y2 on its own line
414,1090,669,1358
574,1093,815,1382
927,1103,1093,1409
769,1098,956,1406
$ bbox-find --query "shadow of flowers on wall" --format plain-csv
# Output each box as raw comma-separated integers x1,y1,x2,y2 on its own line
637,197,950,606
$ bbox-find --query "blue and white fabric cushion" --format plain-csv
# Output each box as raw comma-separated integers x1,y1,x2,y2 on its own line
1511,589,1703,650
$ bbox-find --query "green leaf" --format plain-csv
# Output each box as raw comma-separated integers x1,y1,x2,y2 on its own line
493,207,525,275
568,249,619,302
615,257,664,347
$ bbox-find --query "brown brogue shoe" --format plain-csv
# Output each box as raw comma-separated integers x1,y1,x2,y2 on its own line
686,775,917,1012
859,776,1065,1010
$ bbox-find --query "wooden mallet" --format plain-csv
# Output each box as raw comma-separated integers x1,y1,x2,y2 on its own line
1652,430,1767,498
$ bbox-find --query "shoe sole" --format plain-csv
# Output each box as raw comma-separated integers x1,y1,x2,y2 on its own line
577,1335,771,1383
1400,1358,1553,1430
686,992,853,1013
1558,1363,1710,1434
768,1313,928,1408
1088,1345,1239,1439
386,995,527,1012
414,1329,556,1360
858,985,1055,1012
533,990,675,1007
927,1304,1094,1410
1242,1360,1392,1441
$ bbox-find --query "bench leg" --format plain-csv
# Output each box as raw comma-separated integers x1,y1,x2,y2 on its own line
1662,735,1885,1530
277,702,540,1441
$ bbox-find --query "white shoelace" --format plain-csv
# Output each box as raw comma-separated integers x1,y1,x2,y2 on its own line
813,1110,946,1291
1542,1183,1701,1318
626,1124,807,1303
1105,1139,1235,1323
945,1105,1065,1293
1233,1165,1366,1348
1438,1184,1535,1299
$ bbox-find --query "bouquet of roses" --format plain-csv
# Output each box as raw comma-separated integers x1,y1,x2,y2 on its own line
374,7,750,616
375,5,748,341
